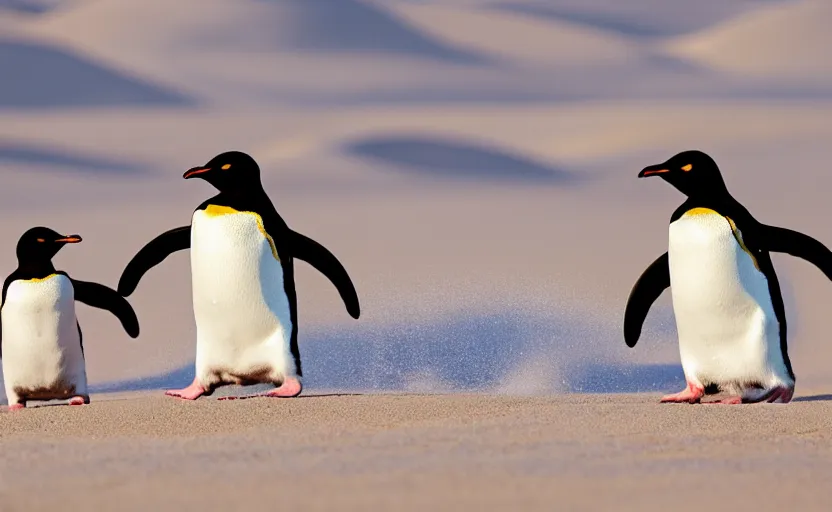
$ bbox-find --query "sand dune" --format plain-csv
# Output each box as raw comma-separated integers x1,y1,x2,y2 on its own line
667,0,832,81
33,0,483,60
0,138,144,174
0,37,190,108
488,0,765,38
0,0,55,14
392,2,640,67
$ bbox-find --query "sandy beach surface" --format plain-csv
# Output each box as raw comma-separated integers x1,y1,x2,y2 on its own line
4,0,832,509
2,392,832,511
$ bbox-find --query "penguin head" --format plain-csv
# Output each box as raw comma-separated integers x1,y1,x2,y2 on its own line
183,151,261,191
638,150,727,197
16,227,81,262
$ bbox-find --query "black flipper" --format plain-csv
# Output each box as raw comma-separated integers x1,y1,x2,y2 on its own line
72,279,140,338
118,226,191,296
0,275,13,359
623,252,670,348
289,230,360,319
762,225,832,280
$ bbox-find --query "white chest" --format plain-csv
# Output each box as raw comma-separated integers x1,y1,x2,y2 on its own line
1,274,85,398
668,210,756,300
667,209,783,384
189,206,291,351
190,206,282,295
2,274,76,344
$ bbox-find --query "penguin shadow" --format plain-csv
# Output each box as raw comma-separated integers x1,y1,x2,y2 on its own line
88,309,685,397
345,135,580,186
793,394,832,403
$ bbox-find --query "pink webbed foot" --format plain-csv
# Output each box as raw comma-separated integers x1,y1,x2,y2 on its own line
7,403,25,411
68,396,88,406
165,379,206,401
660,382,705,404
263,377,302,398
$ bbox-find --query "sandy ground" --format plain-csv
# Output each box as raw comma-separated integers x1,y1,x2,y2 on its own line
2,392,832,511
3,0,832,509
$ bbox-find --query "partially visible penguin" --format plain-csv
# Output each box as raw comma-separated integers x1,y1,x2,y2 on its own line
1,227,140,410
117,151,360,400
624,150,832,404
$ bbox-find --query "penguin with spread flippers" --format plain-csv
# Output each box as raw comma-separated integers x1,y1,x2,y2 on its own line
117,151,360,400
1,227,139,410
624,150,832,404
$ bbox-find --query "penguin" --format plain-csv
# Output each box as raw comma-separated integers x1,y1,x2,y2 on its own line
117,151,360,400
1,227,140,410
623,150,832,404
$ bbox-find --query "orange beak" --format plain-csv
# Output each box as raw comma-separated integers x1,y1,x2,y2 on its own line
638,168,669,178
183,167,211,179
56,235,82,243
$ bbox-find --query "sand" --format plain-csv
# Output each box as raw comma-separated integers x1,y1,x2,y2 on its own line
2,392,832,511
3,0,832,509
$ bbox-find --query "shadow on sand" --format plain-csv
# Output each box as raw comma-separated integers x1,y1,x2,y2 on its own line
793,394,832,403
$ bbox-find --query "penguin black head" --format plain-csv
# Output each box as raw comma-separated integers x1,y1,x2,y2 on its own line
638,150,728,198
183,151,262,191
16,227,82,263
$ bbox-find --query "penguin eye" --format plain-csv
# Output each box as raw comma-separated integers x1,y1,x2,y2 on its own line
681,164,693,172
221,164,231,170
37,238,45,242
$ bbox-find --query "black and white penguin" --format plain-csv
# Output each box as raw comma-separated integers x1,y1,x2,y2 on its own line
1,227,140,410
624,150,832,404
117,151,360,400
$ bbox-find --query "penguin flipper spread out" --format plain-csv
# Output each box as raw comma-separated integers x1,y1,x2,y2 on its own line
762,225,832,280
118,226,191,296
289,230,361,319
71,278,140,338
623,252,670,348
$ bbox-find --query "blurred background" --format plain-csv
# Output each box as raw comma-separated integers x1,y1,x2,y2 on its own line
2,0,832,403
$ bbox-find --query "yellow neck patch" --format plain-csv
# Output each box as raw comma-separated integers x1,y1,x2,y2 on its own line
202,204,280,261
26,273,58,283
683,207,718,217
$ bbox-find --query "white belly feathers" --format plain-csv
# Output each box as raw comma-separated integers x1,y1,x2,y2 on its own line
668,208,791,389
1,273,86,401
190,205,295,385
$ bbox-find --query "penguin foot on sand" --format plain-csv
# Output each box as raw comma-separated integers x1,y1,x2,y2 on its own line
165,379,206,400
216,378,302,401
660,382,704,404
68,396,88,406
7,403,25,411
743,386,794,404
262,377,302,398
697,386,794,405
